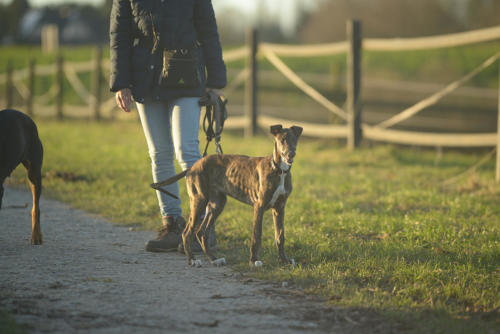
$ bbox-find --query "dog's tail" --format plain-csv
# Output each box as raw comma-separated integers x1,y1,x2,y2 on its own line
150,169,190,199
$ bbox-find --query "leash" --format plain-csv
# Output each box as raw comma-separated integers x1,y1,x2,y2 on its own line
199,91,228,157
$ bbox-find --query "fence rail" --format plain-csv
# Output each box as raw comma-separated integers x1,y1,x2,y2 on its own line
1,24,500,180
243,24,499,148
238,23,500,181
364,25,500,51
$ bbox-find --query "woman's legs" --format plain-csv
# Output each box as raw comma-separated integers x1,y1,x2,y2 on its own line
170,97,202,172
138,97,215,252
137,97,201,219
137,100,182,218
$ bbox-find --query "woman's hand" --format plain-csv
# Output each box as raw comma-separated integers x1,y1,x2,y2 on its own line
116,88,132,112
206,87,224,98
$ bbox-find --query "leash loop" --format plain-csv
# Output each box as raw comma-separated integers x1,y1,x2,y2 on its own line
199,91,227,157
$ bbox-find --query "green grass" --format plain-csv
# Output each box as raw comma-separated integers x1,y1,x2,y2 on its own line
0,45,107,70
0,311,26,334
6,119,500,333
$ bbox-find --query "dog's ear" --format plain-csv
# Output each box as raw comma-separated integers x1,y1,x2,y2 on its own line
270,124,283,136
291,126,303,137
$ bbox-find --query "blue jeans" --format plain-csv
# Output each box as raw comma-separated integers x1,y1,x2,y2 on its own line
136,97,202,218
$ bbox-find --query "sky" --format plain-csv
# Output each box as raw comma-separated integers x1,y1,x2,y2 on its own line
0,0,310,16
0,0,318,33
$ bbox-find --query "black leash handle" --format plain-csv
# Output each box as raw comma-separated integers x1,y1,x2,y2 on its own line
200,92,227,157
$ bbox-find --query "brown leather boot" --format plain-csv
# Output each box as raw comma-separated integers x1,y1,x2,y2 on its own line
145,216,186,252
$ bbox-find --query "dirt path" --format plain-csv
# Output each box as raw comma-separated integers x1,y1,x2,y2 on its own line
0,187,386,334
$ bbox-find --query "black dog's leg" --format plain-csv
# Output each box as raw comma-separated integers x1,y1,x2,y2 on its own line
24,158,43,245
0,179,4,210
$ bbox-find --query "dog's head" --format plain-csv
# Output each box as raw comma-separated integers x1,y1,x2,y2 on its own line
270,124,303,167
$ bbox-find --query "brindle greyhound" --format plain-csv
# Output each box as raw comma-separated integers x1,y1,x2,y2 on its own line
0,109,43,244
152,124,302,267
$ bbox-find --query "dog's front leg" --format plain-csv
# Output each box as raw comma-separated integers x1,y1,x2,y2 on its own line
249,204,264,266
272,202,291,265
25,161,42,245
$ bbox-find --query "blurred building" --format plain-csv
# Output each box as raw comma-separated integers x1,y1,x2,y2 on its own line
19,6,106,45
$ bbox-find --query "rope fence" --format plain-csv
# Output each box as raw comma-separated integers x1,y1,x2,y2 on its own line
1,23,500,180
375,51,500,129
261,46,348,120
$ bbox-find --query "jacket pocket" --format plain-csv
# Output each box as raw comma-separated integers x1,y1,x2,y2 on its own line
159,48,201,89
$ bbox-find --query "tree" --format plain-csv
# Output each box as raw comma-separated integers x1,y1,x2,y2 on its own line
467,0,500,29
216,7,247,45
0,4,9,42
299,0,464,43
7,0,30,40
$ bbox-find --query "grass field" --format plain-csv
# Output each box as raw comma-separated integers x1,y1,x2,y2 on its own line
5,119,500,333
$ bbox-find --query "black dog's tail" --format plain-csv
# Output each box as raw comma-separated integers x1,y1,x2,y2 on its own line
150,169,190,199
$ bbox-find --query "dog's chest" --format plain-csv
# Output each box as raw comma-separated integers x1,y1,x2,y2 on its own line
268,173,287,207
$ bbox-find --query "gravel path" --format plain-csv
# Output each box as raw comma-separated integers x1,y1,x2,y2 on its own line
0,187,387,334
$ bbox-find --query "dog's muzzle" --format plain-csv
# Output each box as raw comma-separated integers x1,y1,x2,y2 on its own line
281,151,296,165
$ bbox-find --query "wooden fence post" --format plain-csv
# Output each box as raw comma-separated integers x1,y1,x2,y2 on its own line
5,60,13,109
346,20,362,150
496,60,500,182
245,28,258,137
27,59,35,116
55,53,64,120
91,46,102,120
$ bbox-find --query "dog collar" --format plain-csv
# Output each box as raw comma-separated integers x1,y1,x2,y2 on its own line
272,158,291,175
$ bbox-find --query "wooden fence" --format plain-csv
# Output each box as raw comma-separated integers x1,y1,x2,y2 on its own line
221,23,500,181
1,23,500,180
0,46,118,120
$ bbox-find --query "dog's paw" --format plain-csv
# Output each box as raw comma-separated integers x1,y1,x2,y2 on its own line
31,236,43,245
211,258,226,267
190,259,203,268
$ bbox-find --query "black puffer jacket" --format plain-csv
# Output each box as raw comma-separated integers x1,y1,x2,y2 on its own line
109,0,226,103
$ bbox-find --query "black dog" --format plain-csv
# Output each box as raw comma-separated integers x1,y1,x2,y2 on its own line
0,109,43,244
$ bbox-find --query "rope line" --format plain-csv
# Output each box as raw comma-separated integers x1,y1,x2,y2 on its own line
13,80,29,101
223,46,248,62
375,52,500,129
64,65,95,104
224,68,248,97
442,148,496,186
261,47,348,120
102,96,119,114
365,25,500,51
261,41,348,57
34,84,57,105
